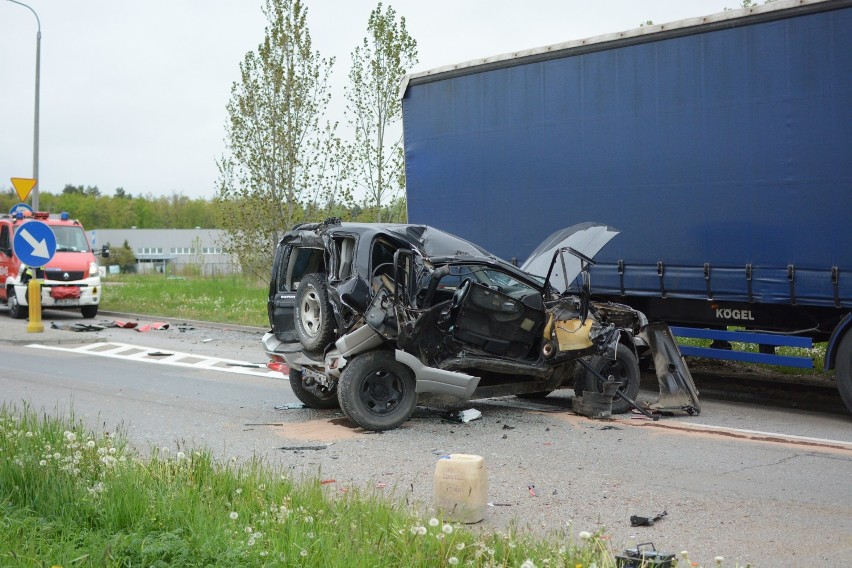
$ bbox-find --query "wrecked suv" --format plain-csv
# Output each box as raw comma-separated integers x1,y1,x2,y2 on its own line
263,219,699,431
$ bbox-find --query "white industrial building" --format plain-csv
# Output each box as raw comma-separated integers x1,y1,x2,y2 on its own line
88,228,238,276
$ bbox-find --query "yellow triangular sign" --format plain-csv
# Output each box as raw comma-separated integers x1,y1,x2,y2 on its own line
11,178,37,202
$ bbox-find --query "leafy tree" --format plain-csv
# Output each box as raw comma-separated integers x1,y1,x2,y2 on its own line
216,0,345,281
725,0,777,10
105,239,137,273
345,3,418,222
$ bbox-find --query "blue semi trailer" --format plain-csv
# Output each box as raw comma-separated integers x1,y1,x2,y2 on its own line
401,0,852,412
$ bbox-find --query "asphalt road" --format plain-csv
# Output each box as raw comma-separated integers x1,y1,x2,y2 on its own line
2,309,850,567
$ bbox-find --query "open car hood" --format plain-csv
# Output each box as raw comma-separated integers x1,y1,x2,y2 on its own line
520,223,620,292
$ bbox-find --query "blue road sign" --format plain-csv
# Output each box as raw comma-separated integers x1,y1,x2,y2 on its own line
9,203,33,217
13,220,57,268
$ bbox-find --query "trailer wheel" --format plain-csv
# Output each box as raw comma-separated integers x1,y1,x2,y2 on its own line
337,351,417,431
836,332,852,415
294,273,335,352
7,290,25,320
289,368,339,409
574,343,640,414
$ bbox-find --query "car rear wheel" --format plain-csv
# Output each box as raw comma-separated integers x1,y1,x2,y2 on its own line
8,290,25,319
337,351,417,431
574,343,640,414
294,273,335,352
289,368,339,409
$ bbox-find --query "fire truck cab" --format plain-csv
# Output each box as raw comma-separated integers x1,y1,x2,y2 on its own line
0,211,108,319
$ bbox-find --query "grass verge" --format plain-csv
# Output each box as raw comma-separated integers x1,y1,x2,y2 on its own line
0,404,616,568
100,274,268,328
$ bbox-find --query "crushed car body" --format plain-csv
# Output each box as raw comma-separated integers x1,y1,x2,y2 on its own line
263,218,700,431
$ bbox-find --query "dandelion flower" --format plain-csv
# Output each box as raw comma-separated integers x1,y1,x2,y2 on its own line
715,556,725,565
177,451,186,460
109,447,116,455
86,440,96,449
680,551,690,559
578,531,592,541
236,488,243,495
417,526,427,536
230,512,239,520
64,431,76,442
448,557,459,565
442,524,453,534
245,526,253,533
521,560,537,568
300,549,308,557
456,543,465,551
429,518,440,527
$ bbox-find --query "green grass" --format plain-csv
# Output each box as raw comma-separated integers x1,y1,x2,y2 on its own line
0,404,616,568
100,274,268,327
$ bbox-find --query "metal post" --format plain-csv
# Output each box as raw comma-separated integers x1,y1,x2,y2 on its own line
7,1,41,211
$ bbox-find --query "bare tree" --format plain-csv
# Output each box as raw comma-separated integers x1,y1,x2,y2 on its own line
216,0,347,281
345,3,418,223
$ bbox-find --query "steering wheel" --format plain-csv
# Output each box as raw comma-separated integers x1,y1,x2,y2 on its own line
451,278,472,309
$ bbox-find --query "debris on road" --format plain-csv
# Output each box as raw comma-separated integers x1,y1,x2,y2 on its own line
275,402,306,410
630,510,668,527
615,542,676,567
279,444,330,451
136,322,170,332
146,351,173,357
50,322,105,332
448,408,482,423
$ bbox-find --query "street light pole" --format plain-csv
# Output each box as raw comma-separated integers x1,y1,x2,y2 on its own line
7,0,41,211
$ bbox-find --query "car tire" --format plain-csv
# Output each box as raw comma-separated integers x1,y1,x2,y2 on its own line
574,343,640,414
337,350,417,431
81,305,98,319
8,290,25,319
294,273,335,352
289,368,340,409
836,331,852,415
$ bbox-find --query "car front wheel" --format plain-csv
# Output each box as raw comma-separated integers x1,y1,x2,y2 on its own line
337,351,417,431
574,343,640,414
8,290,25,319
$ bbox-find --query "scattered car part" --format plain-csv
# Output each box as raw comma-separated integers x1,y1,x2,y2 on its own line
615,542,675,568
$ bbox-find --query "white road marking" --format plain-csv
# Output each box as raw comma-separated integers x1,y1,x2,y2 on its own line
660,420,852,450
27,341,286,380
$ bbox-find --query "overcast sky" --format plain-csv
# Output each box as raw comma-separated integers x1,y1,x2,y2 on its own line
2,0,736,201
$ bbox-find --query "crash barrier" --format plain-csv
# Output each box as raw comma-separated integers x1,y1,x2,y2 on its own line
434,454,487,523
670,327,814,369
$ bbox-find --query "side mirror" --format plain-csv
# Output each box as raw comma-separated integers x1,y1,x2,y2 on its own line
101,245,110,258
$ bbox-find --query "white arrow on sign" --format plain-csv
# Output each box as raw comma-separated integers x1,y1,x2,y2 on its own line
20,228,50,258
